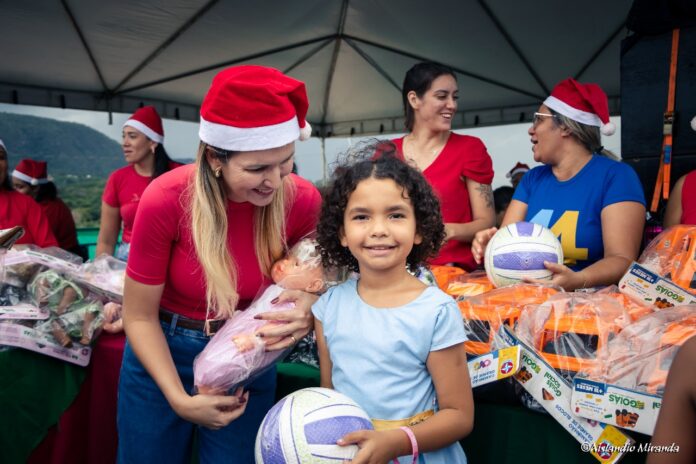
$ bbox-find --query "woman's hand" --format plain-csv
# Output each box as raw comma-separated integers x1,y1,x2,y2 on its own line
471,227,497,264
172,387,249,430
338,429,407,464
254,289,318,351
524,261,586,291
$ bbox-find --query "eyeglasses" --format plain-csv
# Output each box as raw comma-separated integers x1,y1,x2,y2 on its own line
532,112,555,128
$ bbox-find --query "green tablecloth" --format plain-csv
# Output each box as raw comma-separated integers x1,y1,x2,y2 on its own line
0,349,85,463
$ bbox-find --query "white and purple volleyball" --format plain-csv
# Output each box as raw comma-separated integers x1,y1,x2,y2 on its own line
255,387,373,464
484,221,563,288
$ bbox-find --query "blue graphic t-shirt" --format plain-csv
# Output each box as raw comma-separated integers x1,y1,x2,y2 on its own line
513,155,645,270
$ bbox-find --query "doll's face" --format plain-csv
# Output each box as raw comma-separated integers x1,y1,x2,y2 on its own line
271,256,324,292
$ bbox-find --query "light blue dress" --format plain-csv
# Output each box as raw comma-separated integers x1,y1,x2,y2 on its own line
312,278,468,463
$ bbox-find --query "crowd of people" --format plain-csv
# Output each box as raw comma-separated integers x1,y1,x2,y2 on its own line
1,61,695,463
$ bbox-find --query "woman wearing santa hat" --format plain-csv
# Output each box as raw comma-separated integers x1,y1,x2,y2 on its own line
96,106,181,260
393,62,495,271
117,66,321,463
0,141,57,248
472,78,646,290
11,158,82,256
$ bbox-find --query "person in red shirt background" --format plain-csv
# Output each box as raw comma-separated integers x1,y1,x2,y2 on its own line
663,169,696,227
392,62,495,271
0,140,57,248
97,106,182,261
11,158,83,258
117,66,321,463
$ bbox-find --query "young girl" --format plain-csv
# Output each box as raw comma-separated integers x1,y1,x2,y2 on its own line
314,142,473,464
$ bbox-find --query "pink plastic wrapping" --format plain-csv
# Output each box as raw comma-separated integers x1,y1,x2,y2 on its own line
193,238,326,395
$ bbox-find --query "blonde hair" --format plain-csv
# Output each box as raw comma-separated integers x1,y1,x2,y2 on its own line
550,110,619,160
190,142,292,319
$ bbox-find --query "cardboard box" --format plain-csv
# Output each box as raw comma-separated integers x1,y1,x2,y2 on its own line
619,262,696,309
505,328,634,463
572,378,661,435
468,345,520,388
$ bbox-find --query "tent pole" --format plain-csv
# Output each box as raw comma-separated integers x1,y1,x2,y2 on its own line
321,137,327,184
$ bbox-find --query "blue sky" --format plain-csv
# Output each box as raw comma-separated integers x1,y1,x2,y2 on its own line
0,103,621,188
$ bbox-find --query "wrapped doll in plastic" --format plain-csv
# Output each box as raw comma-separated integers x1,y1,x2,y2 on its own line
194,238,326,395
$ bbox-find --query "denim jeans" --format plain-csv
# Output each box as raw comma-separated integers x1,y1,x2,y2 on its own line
117,319,277,464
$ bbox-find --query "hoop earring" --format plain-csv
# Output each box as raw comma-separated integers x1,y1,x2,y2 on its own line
214,168,222,178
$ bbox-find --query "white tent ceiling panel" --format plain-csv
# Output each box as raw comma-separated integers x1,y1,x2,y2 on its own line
0,0,636,135
0,1,99,89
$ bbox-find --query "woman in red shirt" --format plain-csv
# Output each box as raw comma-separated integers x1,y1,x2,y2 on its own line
664,169,696,226
97,106,182,260
11,158,82,257
393,62,495,270
117,66,321,463
0,141,57,248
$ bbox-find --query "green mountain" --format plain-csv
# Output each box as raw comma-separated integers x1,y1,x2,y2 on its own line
0,112,123,177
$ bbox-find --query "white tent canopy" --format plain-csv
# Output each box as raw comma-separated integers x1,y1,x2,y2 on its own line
0,0,633,137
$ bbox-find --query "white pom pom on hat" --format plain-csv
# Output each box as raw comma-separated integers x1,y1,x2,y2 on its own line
691,115,696,131
601,122,616,136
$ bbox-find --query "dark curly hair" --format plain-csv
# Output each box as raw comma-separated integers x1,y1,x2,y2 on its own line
317,140,445,273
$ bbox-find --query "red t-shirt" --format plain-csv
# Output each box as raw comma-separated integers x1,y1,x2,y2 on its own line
0,190,58,248
393,133,494,270
41,198,79,250
126,165,321,319
102,162,183,243
681,170,696,225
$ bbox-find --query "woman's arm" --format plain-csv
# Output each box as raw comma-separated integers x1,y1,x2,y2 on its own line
663,174,686,228
123,276,247,428
253,288,318,350
96,202,121,257
536,201,645,290
443,179,495,243
339,343,474,463
647,337,696,464
471,199,528,264
315,319,333,389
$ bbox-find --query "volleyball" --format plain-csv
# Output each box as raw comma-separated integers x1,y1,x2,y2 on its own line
255,387,374,463
484,221,563,288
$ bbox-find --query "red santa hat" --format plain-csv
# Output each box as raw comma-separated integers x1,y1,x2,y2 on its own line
12,159,49,186
506,162,530,178
544,78,616,136
123,106,164,143
198,65,312,151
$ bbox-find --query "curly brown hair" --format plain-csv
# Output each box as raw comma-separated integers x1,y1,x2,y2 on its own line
317,140,445,273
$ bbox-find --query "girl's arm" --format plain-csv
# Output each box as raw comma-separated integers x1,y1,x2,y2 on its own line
253,289,318,351
96,202,121,257
314,319,333,389
443,178,496,243
411,343,474,451
472,199,528,264
122,276,248,429
340,343,474,463
534,201,645,290
663,174,685,228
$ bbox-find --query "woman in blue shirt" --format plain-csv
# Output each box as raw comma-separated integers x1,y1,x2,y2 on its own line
473,78,645,290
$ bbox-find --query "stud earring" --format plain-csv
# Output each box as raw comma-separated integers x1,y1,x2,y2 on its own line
215,168,222,178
